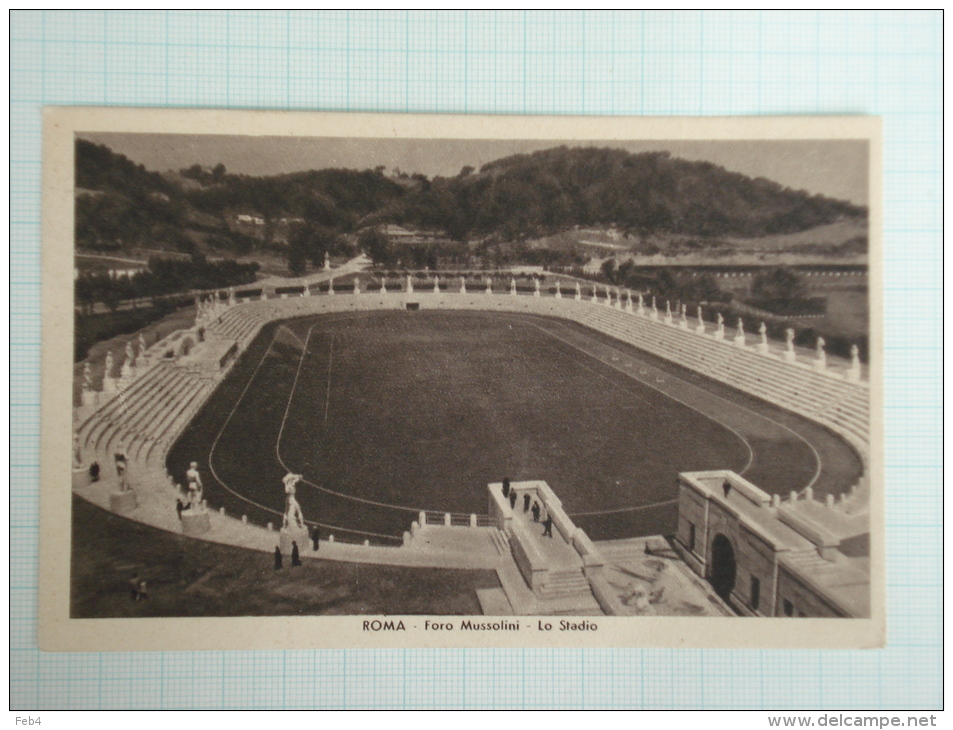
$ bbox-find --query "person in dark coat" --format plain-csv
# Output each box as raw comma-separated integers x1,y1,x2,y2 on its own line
274,546,283,570
311,527,320,551
542,515,554,538
722,480,732,499
291,541,302,567
89,461,100,482
502,477,510,498
176,499,185,520
523,493,531,512
531,501,541,522
508,490,517,509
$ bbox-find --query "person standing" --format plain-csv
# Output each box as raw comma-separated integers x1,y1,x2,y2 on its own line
291,541,302,567
502,477,510,498
531,501,541,523
311,527,320,551
508,490,517,509
274,546,283,570
542,515,554,538
523,493,531,512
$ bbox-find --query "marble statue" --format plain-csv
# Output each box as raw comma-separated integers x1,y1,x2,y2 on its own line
758,322,769,353
486,278,492,294
715,312,725,340
734,318,746,347
510,278,517,295
534,278,541,296
104,351,114,379
848,344,861,381
282,473,306,530
783,328,796,361
575,282,582,300
433,275,439,293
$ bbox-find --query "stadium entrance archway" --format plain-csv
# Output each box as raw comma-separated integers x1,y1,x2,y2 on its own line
709,533,736,602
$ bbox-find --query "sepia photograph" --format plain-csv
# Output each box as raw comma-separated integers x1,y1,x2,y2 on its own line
41,109,883,651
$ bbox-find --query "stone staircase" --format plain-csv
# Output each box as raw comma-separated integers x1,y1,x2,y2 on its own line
537,568,592,600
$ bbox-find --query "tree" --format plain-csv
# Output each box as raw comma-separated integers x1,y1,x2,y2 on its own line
750,267,809,301
358,228,395,267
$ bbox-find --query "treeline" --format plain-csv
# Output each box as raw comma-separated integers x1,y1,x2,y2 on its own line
388,147,865,242
75,140,866,273
75,255,259,311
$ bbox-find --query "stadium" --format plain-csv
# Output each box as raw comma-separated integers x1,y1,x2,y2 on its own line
73,268,871,618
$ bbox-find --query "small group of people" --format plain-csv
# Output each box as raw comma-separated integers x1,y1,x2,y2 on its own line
128,572,148,602
274,541,303,570
85,445,128,487
501,476,554,538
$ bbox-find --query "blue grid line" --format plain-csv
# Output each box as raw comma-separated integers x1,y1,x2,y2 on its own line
9,9,942,711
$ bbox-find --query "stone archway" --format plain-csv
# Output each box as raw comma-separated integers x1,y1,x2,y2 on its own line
709,533,737,602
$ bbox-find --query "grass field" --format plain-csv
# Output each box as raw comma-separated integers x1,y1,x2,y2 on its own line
71,497,497,618
168,310,862,543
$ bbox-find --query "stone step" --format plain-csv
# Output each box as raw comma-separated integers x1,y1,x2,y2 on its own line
490,528,510,556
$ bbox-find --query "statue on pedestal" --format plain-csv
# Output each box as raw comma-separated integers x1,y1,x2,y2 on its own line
282,473,306,530
460,277,466,293
734,318,746,346
406,274,413,294
784,328,796,361
83,362,92,390
555,281,562,298
327,277,335,295
534,278,541,297
575,282,582,300
103,351,118,393
758,322,769,352
637,293,644,315
186,461,204,507
486,278,492,294
715,312,725,340
114,444,129,491
433,275,439,294
510,278,517,295
848,344,861,381
815,337,827,371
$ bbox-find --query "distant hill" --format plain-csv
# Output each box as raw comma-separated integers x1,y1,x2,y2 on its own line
74,140,867,264
387,146,865,242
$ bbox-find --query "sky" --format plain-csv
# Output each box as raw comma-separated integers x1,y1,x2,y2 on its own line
79,133,869,206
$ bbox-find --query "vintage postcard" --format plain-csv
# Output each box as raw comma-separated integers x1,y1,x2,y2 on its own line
41,108,883,651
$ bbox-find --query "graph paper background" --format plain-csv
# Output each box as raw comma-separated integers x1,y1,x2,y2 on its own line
10,11,942,710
